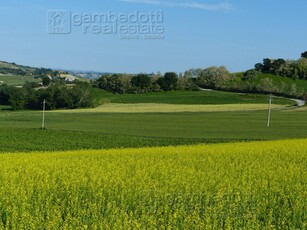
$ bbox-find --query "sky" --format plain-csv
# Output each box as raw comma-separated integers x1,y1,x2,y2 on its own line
0,0,306,73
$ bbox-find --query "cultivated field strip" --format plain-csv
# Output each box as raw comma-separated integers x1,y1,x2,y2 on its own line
51,103,288,113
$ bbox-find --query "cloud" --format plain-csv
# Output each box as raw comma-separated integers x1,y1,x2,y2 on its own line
119,0,233,12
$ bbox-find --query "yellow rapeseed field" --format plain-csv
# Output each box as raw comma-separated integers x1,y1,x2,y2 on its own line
0,139,306,229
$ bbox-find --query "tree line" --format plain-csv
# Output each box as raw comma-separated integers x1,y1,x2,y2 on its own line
0,81,93,110
95,65,280,94
95,72,197,94
250,52,307,80
94,52,307,99
95,69,231,94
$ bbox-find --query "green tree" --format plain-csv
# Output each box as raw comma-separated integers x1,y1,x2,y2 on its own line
257,78,275,93
272,59,286,74
184,68,202,78
131,74,151,93
97,74,130,94
262,58,274,73
254,63,263,72
242,69,261,81
297,58,307,80
69,82,93,108
197,66,232,89
42,76,51,86
301,51,307,59
53,86,72,108
0,85,10,105
157,72,178,91
9,88,26,110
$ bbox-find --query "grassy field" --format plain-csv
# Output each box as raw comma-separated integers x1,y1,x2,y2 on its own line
0,107,307,151
0,105,10,110
0,74,41,86
0,139,306,228
0,90,305,152
91,88,294,106
0,128,217,152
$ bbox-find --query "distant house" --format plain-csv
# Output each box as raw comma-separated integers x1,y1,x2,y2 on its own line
65,77,75,82
59,74,77,83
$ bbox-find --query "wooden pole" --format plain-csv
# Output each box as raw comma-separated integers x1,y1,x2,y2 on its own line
267,94,272,128
42,99,46,129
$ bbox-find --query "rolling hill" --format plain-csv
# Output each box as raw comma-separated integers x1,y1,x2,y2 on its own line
0,61,88,86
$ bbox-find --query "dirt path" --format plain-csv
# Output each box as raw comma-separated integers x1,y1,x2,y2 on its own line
291,99,305,106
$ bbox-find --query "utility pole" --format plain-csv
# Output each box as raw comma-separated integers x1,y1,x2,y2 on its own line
267,94,273,128
42,99,46,130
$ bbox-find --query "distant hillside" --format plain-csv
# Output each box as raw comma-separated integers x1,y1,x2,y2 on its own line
67,70,111,80
0,61,36,76
0,61,89,86
0,61,41,86
226,72,307,98
0,60,35,70
223,53,307,98
1,55,307,100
